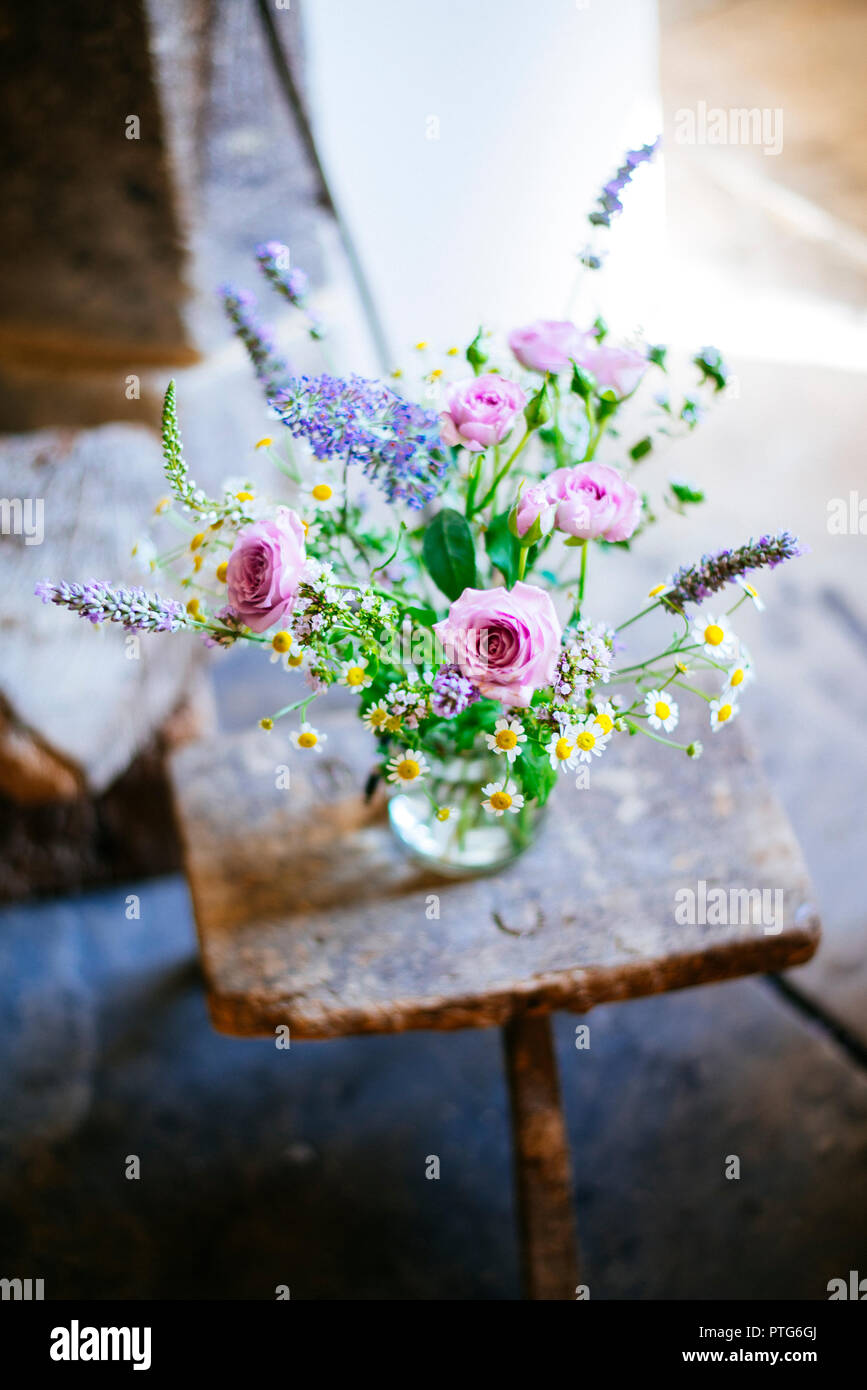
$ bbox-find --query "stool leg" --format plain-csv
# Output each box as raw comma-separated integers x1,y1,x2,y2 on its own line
502,1012,580,1300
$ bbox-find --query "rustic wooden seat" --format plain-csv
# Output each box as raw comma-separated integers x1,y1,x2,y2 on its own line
170,709,819,1299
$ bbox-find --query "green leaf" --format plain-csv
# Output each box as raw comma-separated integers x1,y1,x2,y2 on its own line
629,436,653,461
422,507,478,601
485,509,518,586
517,741,558,806
669,479,705,505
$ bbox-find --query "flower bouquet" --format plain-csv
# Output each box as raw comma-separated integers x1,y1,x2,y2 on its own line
37,143,802,876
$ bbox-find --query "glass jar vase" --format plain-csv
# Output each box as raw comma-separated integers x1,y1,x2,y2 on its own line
387,746,546,877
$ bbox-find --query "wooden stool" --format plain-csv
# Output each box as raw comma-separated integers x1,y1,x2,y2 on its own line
169,711,819,1300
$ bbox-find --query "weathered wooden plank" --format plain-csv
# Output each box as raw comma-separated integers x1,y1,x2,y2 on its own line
502,1014,580,1300
170,710,819,1038
1,425,206,800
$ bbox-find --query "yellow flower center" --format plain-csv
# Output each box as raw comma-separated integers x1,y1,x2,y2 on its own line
717,704,732,723
345,665,366,686
654,701,670,721
235,491,255,502
490,791,512,812
312,483,333,502
154,497,170,515
648,583,667,597
297,731,317,748
730,667,744,687
259,718,273,731
216,561,228,583
368,708,387,727
554,736,574,761
396,758,420,781
190,532,205,551
271,631,292,653
704,623,724,646
496,729,518,750
287,653,304,667
255,437,273,449
385,715,402,733
595,713,613,734
193,555,204,572
185,598,200,616
436,807,451,822
576,731,596,752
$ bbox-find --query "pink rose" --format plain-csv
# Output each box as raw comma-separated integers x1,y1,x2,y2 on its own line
440,373,526,453
514,481,557,540
508,319,590,374
546,462,642,542
577,342,647,398
226,507,307,632
434,581,562,707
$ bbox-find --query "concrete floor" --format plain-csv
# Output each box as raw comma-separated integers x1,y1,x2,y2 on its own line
1,0,866,1299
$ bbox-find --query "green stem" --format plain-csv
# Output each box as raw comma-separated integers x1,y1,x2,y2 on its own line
615,599,662,633
627,719,691,752
571,539,588,623
470,429,531,517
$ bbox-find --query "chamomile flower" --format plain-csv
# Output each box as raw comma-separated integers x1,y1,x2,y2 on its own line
362,703,389,733
709,697,739,733
290,721,326,753
724,649,754,694
481,780,525,816
304,478,344,512
571,717,610,763
387,751,429,785
485,717,527,764
644,689,679,732
686,617,733,658
736,577,765,610
548,728,578,772
691,613,736,658
339,656,373,691
592,701,618,736
435,806,453,822
269,630,293,662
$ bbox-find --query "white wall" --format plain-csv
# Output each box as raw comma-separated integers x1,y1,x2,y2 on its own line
302,0,663,368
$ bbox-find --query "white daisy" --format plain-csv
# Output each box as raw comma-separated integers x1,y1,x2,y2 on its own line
362,703,389,734
290,722,326,753
338,656,373,691
691,614,736,658
481,780,525,817
484,717,527,764
305,478,344,512
571,717,611,763
386,751,429,785
724,649,754,695
269,630,293,663
592,701,618,736
435,806,453,823
548,727,578,773
130,537,158,573
644,689,679,733
736,577,765,610
709,697,740,733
